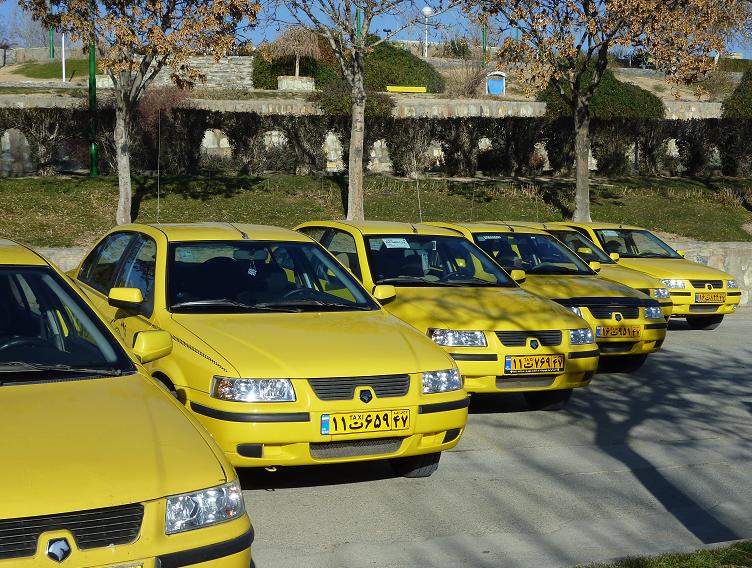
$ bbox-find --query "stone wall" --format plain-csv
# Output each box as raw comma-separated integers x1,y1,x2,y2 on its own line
1,47,88,65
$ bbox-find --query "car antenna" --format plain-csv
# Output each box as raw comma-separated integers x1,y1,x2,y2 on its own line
228,223,249,240
410,223,418,234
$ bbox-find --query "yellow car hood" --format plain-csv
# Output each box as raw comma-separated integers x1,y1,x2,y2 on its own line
0,374,226,519
523,274,648,300
171,310,453,379
617,258,732,281
599,264,665,290
385,286,585,332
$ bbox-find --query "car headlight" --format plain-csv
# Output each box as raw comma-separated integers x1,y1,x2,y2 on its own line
644,306,663,319
429,329,487,347
569,328,594,345
661,279,685,289
422,368,462,394
653,288,670,299
212,377,295,402
727,280,738,289
165,480,245,535
569,306,583,317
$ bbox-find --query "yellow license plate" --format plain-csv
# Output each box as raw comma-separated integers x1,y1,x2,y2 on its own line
696,292,726,303
596,325,641,338
321,409,410,435
504,354,565,375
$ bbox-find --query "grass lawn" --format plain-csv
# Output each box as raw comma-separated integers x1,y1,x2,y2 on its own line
589,540,752,567
0,174,750,247
15,59,98,81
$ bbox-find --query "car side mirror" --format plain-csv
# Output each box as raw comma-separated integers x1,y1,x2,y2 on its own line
589,261,602,273
132,330,173,364
676,249,686,258
510,269,526,283
609,252,620,262
372,284,397,303
577,247,593,256
108,287,144,310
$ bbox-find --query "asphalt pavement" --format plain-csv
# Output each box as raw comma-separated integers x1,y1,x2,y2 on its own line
240,309,752,568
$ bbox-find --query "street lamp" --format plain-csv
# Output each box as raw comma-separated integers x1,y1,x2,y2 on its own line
421,6,433,58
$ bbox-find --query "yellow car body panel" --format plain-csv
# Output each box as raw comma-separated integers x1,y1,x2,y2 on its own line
72,223,467,469
296,220,599,396
431,223,668,359
509,223,674,319
0,240,252,567
555,222,741,319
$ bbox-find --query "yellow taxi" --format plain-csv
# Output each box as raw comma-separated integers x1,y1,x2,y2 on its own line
510,222,673,319
432,223,667,372
296,221,599,411
0,239,253,567
71,223,467,477
555,222,741,329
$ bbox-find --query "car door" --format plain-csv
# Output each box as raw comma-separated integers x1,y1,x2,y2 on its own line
76,232,136,316
110,234,159,349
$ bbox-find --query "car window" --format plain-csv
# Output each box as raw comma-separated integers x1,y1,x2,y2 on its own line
0,266,134,376
595,229,680,259
364,235,514,287
168,241,378,313
549,231,614,264
79,233,134,293
115,236,157,316
299,227,327,243
326,231,362,279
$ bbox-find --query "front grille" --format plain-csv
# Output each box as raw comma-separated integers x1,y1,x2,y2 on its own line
587,305,640,320
310,438,403,459
495,330,562,347
690,280,723,289
496,376,556,389
0,504,143,560
598,341,637,353
689,305,720,313
308,375,410,401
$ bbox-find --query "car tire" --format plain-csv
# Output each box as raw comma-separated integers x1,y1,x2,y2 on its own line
524,388,572,411
686,315,724,330
391,452,441,478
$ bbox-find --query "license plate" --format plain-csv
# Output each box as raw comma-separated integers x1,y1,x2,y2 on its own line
504,354,565,375
321,410,410,435
696,292,726,303
596,326,641,338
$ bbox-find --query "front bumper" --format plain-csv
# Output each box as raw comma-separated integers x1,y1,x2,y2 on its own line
668,289,741,317
584,317,667,357
1,504,252,568
187,385,468,468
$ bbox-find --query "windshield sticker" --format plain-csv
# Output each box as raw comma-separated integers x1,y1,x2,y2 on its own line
176,248,193,261
600,230,619,238
382,238,410,249
476,234,502,241
418,249,429,272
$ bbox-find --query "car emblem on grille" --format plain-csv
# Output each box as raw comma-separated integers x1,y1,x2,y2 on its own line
47,538,71,563
706,283,713,290
359,390,373,403
530,339,539,350
615,313,623,322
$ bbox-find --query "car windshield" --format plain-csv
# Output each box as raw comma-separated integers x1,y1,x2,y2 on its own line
364,235,515,287
168,241,378,312
0,267,133,381
547,230,615,264
473,232,594,276
594,228,681,259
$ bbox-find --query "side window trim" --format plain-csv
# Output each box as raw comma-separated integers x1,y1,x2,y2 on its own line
79,232,136,295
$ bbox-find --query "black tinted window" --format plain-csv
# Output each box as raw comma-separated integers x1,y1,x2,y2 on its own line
79,233,133,293
115,236,157,315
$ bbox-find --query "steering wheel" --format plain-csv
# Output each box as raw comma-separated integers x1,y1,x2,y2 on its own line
282,287,316,299
441,270,464,281
0,336,50,352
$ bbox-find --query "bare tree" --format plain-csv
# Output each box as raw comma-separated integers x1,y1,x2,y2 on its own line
1,5,55,48
262,1,459,220
270,26,321,77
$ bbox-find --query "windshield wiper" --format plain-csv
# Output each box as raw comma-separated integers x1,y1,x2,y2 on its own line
377,276,433,284
255,300,372,311
442,277,505,286
528,266,582,275
170,299,300,313
637,253,672,258
0,362,124,376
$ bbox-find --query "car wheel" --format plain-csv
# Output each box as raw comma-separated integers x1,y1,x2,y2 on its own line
524,388,572,411
391,452,441,478
686,315,724,330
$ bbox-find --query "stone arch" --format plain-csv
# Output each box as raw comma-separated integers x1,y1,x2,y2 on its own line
0,128,34,177
200,128,232,160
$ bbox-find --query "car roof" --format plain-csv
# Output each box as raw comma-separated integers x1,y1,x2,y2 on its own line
557,221,644,231
0,239,48,266
444,221,551,236
506,221,578,233
122,222,312,243
302,220,461,237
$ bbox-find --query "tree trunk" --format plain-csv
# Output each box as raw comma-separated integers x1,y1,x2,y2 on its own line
295,54,300,77
347,81,366,221
114,103,132,225
572,109,592,222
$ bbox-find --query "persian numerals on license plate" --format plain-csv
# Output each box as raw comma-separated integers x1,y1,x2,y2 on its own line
696,292,726,303
596,326,641,338
321,409,410,435
504,354,565,375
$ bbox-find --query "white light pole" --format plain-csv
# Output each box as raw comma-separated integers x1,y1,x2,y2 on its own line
421,6,433,58
61,33,66,82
